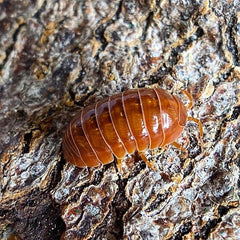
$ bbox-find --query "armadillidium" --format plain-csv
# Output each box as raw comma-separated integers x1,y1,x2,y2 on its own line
62,88,193,168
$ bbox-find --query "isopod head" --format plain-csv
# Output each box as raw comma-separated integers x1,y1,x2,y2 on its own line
154,89,188,147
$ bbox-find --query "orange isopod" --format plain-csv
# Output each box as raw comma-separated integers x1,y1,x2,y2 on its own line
62,88,200,168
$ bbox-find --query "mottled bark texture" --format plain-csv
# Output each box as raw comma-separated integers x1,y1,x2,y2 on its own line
0,0,240,239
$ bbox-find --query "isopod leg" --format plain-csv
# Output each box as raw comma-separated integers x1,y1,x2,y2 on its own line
171,141,187,152
138,152,156,171
116,158,123,173
181,90,193,109
187,116,203,147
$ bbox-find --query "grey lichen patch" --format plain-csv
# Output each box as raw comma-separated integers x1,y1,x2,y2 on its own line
209,210,240,239
61,166,118,240
51,165,93,204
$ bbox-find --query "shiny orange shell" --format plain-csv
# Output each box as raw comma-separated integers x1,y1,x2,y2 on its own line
62,88,187,167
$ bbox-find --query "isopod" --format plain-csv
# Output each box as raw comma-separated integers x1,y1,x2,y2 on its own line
62,88,202,168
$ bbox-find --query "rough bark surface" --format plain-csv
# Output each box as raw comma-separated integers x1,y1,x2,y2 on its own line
0,0,240,240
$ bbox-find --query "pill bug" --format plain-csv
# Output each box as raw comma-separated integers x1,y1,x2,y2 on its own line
62,88,202,168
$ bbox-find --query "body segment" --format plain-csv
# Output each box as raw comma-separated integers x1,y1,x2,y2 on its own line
62,88,187,168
